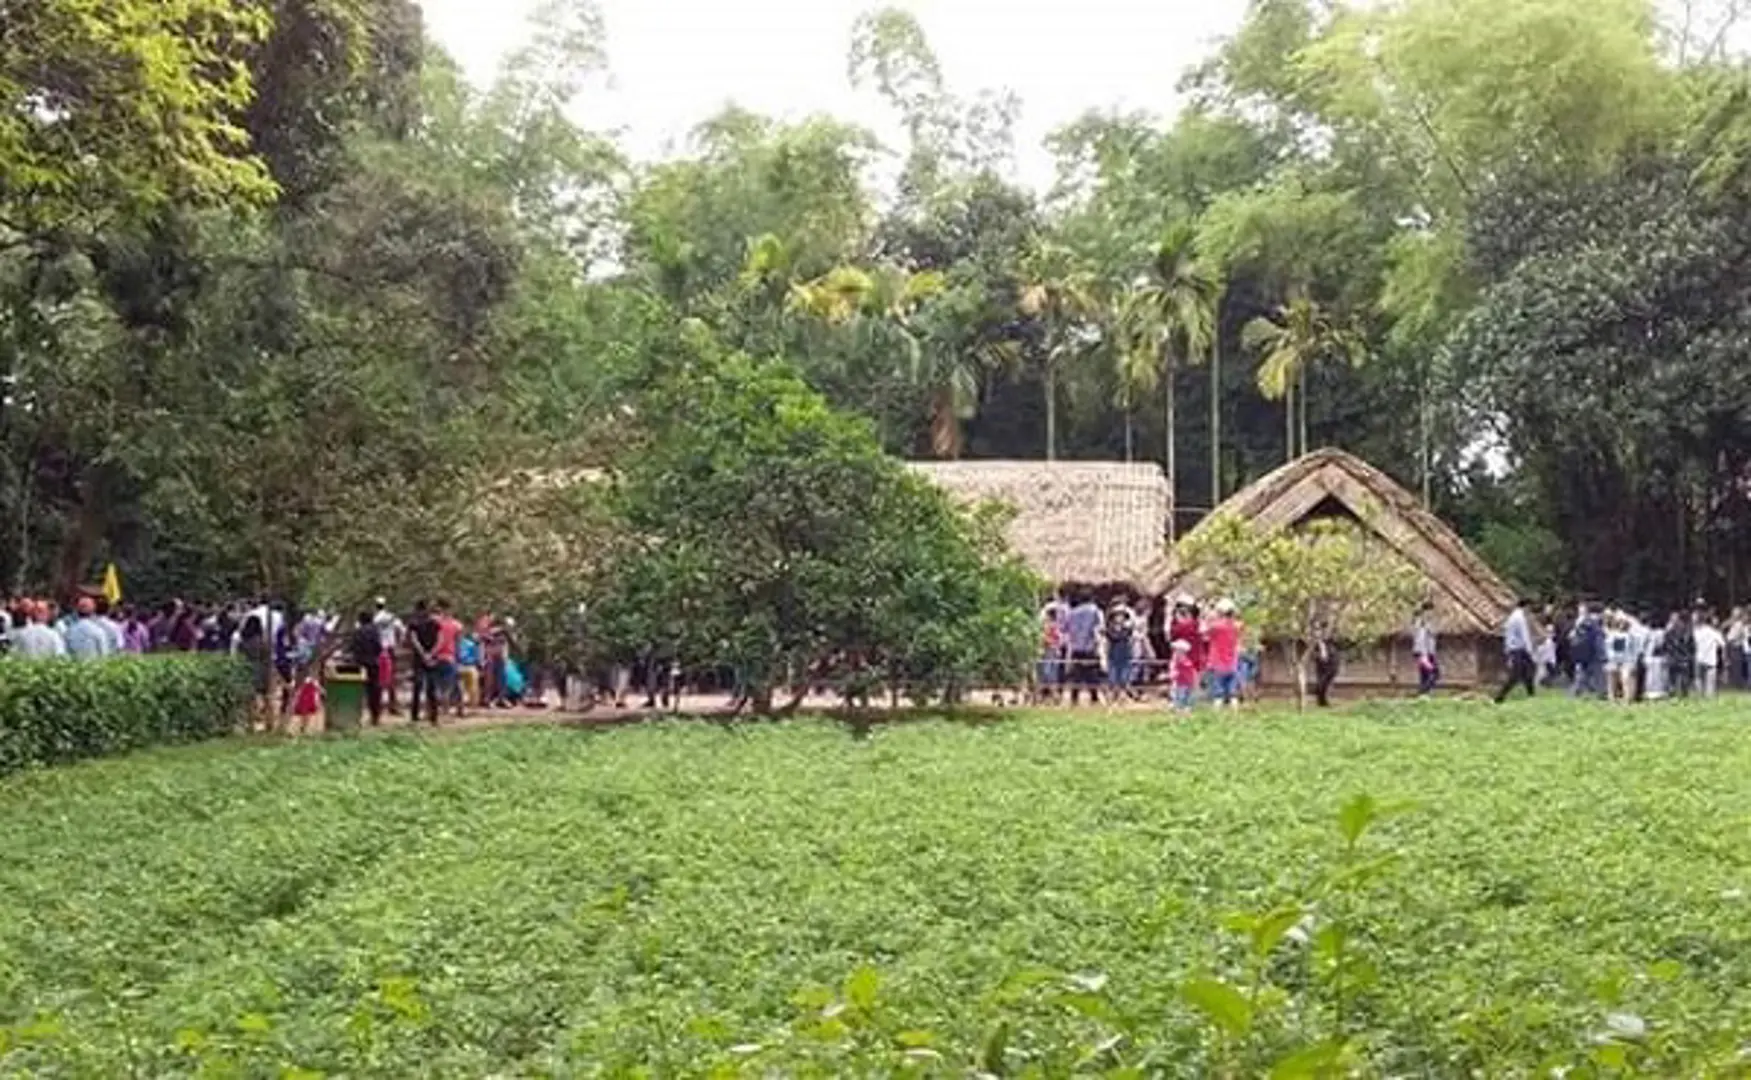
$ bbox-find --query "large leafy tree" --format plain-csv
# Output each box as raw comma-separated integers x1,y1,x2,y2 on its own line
588,350,1036,713
0,0,278,237
1448,134,1751,604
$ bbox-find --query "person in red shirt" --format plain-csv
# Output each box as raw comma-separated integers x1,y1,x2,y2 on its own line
1205,598,1243,708
1170,639,1198,713
1168,598,1205,673
432,599,465,718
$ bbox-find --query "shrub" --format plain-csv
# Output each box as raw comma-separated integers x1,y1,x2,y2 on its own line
0,655,253,775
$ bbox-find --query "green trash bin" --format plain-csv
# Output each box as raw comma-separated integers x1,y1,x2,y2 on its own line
327,667,366,733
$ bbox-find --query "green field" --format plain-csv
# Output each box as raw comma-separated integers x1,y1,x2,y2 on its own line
5,702,1751,1076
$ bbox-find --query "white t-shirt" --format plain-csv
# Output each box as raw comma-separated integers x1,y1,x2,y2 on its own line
373,609,402,653
1695,624,1725,667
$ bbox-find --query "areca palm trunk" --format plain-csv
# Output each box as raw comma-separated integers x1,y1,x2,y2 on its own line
1210,332,1221,509
1123,404,1134,463
1164,351,1177,540
1298,364,1309,457
1285,377,1296,463
1045,362,1057,462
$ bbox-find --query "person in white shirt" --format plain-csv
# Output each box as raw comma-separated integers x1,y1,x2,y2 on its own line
372,598,405,715
94,598,126,654
11,604,66,660
1642,618,1667,700
1604,612,1634,703
1694,614,1726,698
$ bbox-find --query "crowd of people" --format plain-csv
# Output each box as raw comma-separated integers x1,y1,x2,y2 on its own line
1036,591,1265,711
1495,599,1751,704
10,585,1751,719
0,594,538,730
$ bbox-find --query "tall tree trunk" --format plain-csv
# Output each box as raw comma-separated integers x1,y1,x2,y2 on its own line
1419,361,1431,508
1165,352,1177,542
1123,406,1134,463
929,384,962,459
1210,330,1222,510
1297,364,1309,456
1045,363,1058,462
1285,379,1296,464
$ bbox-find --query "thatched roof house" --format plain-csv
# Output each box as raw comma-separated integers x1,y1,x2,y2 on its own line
1138,449,1515,689
909,460,1171,586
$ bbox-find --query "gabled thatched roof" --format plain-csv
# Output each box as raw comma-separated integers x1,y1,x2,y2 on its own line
909,460,1170,585
1137,448,1515,635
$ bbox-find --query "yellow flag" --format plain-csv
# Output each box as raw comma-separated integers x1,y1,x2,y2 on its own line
101,563,122,606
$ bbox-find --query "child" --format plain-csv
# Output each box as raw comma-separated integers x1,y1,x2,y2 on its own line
456,629,481,711
1237,628,1261,705
1535,621,1559,686
291,674,324,735
1170,639,1198,713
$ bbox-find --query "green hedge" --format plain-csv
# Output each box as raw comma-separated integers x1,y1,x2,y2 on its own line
0,655,254,775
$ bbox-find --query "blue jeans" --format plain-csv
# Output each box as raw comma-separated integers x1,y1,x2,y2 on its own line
410,663,451,723
1037,650,1066,687
1107,640,1133,689
1210,670,1239,704
1570,662,1604,698
1171,685,1193,709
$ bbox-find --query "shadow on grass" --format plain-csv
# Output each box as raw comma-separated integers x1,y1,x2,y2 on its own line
545,703,1018,740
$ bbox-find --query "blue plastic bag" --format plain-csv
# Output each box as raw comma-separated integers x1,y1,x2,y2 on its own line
504,659,526,698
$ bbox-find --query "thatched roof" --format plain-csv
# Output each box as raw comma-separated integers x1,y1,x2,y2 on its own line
1136,448,1515,635
909,460,1171,585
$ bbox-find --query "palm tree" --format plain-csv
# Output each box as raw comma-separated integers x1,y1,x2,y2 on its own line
787,262,966,456
1019,242,1100,462
1242,294,1368,463
1118,224,1219,512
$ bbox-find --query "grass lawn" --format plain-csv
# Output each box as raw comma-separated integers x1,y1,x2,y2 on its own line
6,699,1751,1075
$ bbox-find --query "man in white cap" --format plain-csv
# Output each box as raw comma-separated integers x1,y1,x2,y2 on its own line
1206,598,1243,708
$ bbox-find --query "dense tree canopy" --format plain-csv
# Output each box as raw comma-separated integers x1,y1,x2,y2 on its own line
5,0,1751,616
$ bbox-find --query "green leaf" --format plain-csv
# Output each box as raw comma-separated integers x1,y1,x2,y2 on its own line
1647,959,1684,983
1338,793,1379,845
1250,905,1304,960
1269,1039,1348,1079
1179,978,1253,1036
236,1012,273,1034
844,965,881,1011
981,1019,1012,1075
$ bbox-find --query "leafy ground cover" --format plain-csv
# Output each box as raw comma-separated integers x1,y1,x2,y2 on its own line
5,700,1751,1075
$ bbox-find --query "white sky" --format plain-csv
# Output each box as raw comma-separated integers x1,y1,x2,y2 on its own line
417,0,1250,190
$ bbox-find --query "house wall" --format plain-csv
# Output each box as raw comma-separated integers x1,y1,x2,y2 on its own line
1255,633,1497,692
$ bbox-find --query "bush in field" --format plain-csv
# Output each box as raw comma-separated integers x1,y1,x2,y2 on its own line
0,655,252,774
588,353,1038,711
